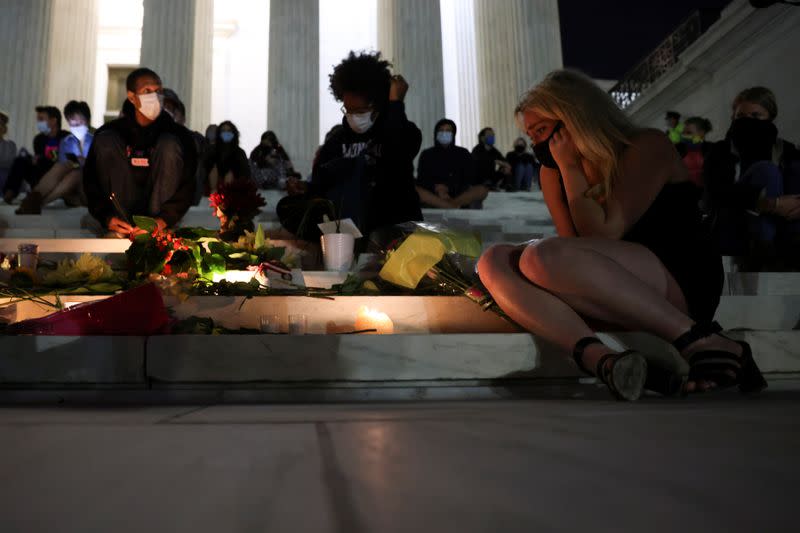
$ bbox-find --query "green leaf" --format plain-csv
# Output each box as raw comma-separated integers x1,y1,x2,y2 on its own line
207,254,226,274
254,224,265,249
133,216,157,233
85,282,123,293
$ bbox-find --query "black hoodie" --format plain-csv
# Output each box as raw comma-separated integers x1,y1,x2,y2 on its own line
310,101,422,236
416,118,477,198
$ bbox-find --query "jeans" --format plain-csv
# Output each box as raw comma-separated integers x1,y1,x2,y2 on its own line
91,130,185,219
513,163,534,191
2,155,50,197
740,161,800,243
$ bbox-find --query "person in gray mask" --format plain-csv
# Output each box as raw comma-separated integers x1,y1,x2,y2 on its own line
82,67,197,237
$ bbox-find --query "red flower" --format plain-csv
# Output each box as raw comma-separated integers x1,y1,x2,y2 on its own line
209,180,266,219
161,264,173,276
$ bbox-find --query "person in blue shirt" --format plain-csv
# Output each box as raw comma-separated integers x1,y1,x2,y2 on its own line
16,101,94,214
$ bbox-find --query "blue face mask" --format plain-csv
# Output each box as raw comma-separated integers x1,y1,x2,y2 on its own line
485,134,495,147
220,131,235,143
436,131,454,146
36,120,50,134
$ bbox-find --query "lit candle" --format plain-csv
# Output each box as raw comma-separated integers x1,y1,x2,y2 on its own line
354,306,394,335
211,270,256,283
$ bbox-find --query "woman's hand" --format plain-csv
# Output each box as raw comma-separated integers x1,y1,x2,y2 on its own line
774,195,800,220
389,75,409,102
550,126,581,171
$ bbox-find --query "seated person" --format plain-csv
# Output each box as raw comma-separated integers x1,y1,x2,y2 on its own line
83,67,198,237
16,101,94,214
703,87,800,269
505,136,539,191
280,51,422,240
0,111,16,192
3,106,68,204
206,120,251,192
471,127,511,189
250,130,295,189
478,70,765,401
677,116,712,189
163,89,207,205
416,118,487,209
665,110,684,144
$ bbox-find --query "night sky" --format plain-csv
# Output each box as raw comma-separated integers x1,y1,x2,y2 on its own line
558,0,733,80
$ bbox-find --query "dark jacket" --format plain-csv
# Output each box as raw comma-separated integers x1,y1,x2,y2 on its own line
471,144,506,187
703,137,800,253
704,137,800,212
310,101,422,236
33,131,70,169
83,112,198,227
417,119,476,197
206,145,251,180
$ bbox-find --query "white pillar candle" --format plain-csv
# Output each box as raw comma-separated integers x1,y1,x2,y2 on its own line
354,306,395,335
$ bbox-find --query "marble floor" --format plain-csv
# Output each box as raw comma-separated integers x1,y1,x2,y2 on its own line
1,389,798,533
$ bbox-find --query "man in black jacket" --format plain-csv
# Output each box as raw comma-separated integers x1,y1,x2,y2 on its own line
308,51,422,237
83,68,197,236
416,118,486,208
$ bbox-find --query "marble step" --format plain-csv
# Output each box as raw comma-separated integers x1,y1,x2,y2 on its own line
1,330,796,387
6,294,800,333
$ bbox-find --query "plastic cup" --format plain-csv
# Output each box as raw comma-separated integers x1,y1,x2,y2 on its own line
288,314,307,335
320,233,355,272
17,243,39,270
259,314,281,334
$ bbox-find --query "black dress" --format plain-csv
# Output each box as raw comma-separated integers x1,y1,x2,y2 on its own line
560,180,723,322
621,181,724,323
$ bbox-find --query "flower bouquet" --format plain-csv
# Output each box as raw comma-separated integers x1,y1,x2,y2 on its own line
210,179,266,241
372,222,510,318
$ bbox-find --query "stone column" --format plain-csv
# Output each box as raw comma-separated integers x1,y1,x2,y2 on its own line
140,0,213,131
378,0,445,151
0,0,53,148
453,0,480,149
267,0,319,176
474,0,563,152
45,0,99,112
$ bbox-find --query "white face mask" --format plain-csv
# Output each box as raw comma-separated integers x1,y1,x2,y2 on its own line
137,93,162,120
346,111,375,134
70,125,88,140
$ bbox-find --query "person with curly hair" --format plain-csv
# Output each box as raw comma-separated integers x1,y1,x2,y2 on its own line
301,50,423,238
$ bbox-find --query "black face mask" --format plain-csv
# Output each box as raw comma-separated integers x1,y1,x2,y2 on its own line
514,145,525,153
532,122,562,169
728,117,778,162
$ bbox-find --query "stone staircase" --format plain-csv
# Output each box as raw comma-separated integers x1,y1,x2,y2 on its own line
1,190,798,402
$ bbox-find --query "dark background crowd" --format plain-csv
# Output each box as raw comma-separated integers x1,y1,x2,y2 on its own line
0,50,796,272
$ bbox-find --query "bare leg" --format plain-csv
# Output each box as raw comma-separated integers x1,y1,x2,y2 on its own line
479,238,738,388
477,244,609,372
33,162,71,199
41,169,82,205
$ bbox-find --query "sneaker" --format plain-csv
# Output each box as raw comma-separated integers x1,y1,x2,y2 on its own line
15,192,43,215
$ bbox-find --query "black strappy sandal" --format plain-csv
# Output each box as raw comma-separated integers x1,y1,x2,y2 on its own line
672,322,767,395
573,337,648,401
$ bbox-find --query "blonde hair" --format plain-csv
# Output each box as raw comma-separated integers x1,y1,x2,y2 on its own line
515,69,638,196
